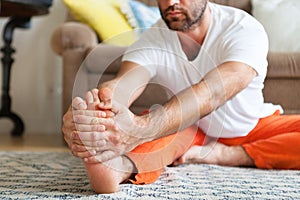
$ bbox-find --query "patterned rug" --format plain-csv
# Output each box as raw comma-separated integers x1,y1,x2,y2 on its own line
0,151,299,200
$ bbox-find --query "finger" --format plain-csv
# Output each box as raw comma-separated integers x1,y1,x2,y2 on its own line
73,115,101,125
110,100,123,115
71,143,101,151
74,117,117,130
63,130,80,148
72,138,85,146
104,110,115,118
73,115,111,125
75,124,106,132
62,110,76,149
73,149,96,159
73,139,107,149
73,131,109,142
96,108,116,118
72,97,87,110
83,150,117,163
62,125,73,140
63,109,76,129
73,110,106,118
73,141,106,151
63,132,72,149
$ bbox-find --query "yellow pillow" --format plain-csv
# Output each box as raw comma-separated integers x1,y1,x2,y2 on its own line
63,0,135,46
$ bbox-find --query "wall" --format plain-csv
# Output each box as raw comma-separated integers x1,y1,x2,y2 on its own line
0,0,67,135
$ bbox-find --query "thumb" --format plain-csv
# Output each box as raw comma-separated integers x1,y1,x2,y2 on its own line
110,100,123,114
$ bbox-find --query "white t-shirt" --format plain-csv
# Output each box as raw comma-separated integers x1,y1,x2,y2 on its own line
122,3,282,138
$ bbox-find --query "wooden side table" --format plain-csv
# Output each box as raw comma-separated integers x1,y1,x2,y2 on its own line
0,0,52,136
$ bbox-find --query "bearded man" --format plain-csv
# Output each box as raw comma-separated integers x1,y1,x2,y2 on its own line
62,0,300,194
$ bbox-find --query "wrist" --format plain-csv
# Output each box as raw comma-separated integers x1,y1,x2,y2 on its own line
134,106,167,143
133,113,154,143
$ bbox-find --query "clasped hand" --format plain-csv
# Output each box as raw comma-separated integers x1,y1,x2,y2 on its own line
62,88,147,163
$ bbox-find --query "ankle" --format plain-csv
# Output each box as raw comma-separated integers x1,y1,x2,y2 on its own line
121,156,136,182
222,146,254,167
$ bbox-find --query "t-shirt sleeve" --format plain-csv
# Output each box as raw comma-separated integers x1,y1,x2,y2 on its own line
222,22,269,76
122,24,169,78
122,44,158,78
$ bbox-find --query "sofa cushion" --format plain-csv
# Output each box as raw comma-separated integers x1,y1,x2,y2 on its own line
210,0,252,13
252,0,300,52
84,44,127,74
63,0,135,46
121,0,160,35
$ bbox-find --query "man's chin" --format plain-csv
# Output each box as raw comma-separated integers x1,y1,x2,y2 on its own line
166,22,186,31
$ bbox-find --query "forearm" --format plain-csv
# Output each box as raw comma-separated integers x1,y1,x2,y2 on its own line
139,61,257,142
72,62,257,163
98,61,151,107
139,80,212,141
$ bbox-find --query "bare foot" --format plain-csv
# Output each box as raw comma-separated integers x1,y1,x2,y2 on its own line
173,142,254,167
83,155,135,194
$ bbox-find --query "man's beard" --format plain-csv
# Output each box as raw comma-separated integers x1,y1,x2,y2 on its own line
161,1,207,32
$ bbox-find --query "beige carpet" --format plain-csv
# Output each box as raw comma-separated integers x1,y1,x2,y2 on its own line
0,151,299,199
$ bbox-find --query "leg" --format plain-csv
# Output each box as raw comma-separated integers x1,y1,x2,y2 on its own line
83,125,202,192
173,142,255,167
80,90,135,193
175,111,300,169
241,113,300,169
127,125,202,184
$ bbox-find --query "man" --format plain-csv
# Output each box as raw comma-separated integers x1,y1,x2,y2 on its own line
62,0,300,194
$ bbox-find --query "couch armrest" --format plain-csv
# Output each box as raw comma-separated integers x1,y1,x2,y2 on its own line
51,22,98,113
267,52,300,78
51,21,98,56
264,52,300,114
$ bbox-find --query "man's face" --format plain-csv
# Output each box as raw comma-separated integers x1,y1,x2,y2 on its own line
158,0,207,32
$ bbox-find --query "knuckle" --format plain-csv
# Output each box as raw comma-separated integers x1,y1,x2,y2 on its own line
62,113,69,123
95,125,104,132
71,131,77,139
73,115,84,123
72,151,78,157
99,125,105,131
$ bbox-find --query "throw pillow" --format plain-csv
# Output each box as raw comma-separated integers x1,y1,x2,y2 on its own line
63,0,136,46
121,0,161,35
252,0,300,52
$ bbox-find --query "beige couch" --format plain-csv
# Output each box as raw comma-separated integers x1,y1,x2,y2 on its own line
51,0,300,115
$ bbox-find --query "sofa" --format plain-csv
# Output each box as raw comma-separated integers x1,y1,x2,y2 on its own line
51,0,300,115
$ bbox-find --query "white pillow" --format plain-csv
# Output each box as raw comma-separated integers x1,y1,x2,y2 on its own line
252,0,300,52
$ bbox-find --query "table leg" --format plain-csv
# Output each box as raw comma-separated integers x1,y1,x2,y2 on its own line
0,17,30,136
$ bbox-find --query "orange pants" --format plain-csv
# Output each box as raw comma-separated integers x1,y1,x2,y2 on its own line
126,111,300,184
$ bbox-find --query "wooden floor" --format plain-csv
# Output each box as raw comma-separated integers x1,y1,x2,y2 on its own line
0,133,69,152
